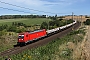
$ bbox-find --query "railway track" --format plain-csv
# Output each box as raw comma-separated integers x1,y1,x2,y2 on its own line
0,22,80,57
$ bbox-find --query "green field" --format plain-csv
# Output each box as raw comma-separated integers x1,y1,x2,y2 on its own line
0,18,51,26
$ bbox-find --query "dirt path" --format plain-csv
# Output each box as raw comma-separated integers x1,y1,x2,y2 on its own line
80,26,90,60
84,26,90,60
72,25,90,60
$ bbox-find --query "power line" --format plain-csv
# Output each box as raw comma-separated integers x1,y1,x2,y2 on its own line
0,1,70,14
0,6,37,14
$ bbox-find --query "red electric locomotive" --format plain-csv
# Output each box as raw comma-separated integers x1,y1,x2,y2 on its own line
17,29,47,45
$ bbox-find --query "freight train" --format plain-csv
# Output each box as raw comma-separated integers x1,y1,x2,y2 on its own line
17,20,77,45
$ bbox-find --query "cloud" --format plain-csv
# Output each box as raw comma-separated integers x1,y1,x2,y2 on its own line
0,0,86,8
0,0,86,15
0,0,71,7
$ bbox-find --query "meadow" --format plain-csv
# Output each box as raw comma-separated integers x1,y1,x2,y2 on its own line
0,18,51,26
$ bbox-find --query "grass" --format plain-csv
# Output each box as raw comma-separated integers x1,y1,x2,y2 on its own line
0,26,86,60
0,18,51,26
0,32,18,52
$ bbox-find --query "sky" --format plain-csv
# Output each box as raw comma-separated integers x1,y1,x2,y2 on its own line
0,0,90,16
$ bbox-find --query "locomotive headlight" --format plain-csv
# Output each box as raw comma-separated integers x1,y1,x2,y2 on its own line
22,39,23,40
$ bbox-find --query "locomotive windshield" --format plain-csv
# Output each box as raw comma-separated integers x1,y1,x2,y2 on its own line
18,35,24,38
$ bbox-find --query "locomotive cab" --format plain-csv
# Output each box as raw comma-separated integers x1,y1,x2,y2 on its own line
17,32,28,45
18,35,24,42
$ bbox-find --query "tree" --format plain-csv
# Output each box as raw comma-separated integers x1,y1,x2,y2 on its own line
40,22,48,30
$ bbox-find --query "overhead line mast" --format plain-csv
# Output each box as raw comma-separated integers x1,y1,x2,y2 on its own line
72,12,74,30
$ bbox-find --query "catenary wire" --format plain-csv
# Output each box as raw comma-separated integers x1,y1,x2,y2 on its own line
0,1,71,14
0,6,37,14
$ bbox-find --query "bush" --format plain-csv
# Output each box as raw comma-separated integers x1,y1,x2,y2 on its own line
84,19,90,25
7,26,17,32
16,28,26,33
0,30,7,36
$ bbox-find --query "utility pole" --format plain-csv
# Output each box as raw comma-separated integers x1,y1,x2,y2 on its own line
72,12,74,30
81,15,82,27
77,16,78,21
72,12,74,20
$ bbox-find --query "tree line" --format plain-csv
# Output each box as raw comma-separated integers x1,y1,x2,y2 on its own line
0,14,64,20
40,19,74,30
0,15,47,19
